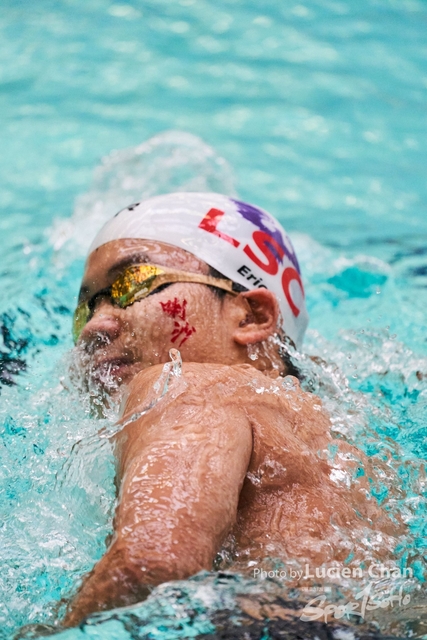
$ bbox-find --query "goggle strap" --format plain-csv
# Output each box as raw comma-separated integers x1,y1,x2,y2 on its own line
132,272,238,301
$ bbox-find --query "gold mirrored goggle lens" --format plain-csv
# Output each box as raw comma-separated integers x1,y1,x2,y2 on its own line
72,301,91,344
72,263,237,344
111,265,164,306
72,265,165,344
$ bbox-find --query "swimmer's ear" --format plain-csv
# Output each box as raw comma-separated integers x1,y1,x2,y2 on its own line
232,289,279,345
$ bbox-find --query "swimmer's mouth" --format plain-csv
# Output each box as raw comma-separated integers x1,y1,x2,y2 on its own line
89,357,136,382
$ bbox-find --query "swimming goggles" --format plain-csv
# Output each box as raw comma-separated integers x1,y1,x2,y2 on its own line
73,263,238,343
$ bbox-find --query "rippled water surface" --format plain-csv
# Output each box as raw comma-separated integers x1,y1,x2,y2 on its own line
1,0,427,637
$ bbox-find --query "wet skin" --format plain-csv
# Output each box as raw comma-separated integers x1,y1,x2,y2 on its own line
64,239,401,626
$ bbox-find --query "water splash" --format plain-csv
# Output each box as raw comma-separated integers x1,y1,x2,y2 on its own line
49,131,236,261
120,348,186,429
58,349,186,494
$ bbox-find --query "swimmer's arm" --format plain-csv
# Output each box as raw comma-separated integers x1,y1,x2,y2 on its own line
63,364,252,627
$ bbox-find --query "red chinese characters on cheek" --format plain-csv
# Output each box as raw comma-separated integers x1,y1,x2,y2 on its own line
159,298,196,348
171,321,196,348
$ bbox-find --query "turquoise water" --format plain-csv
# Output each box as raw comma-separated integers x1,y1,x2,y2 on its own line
1,0,427,637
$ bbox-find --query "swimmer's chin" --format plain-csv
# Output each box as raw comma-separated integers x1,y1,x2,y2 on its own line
92,357,137,379
87,358,140,392
83,372,127,418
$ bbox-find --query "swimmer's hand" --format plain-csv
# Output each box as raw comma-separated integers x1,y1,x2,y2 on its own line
63,363,252,627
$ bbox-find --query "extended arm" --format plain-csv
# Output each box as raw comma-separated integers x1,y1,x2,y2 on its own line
64,364,252,626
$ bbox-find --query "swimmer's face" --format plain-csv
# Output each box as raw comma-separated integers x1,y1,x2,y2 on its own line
75,239,280,395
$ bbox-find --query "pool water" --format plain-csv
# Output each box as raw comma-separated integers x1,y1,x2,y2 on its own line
1,0,427,637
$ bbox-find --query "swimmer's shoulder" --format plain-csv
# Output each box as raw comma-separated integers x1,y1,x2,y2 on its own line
119,362,239,416
225,365,332,446
120,361,330,451
122,360,327,423
122,361,257,405
123,361,244,392
121,361,269,417
124,360,305,405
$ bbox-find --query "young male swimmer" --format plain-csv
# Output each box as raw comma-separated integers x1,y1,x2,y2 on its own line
64,193,400,626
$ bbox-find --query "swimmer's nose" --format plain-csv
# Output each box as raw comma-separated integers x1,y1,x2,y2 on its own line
79,300,121,348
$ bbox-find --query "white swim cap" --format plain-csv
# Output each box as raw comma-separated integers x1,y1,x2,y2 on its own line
89,192,308,348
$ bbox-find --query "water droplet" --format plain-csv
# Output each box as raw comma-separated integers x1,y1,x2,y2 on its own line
282,376,297,391
167,348,183,378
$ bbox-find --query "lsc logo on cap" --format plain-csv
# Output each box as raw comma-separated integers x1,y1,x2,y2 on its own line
198,203,304,318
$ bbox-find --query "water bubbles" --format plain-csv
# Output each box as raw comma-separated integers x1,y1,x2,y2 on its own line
246,470,262,487
282,375,298,391
247,344,259,361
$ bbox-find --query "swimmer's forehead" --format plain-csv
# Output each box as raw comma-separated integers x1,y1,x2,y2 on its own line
80,238,210,297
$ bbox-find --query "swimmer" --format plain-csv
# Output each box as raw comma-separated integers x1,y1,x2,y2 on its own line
63,193,400,627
